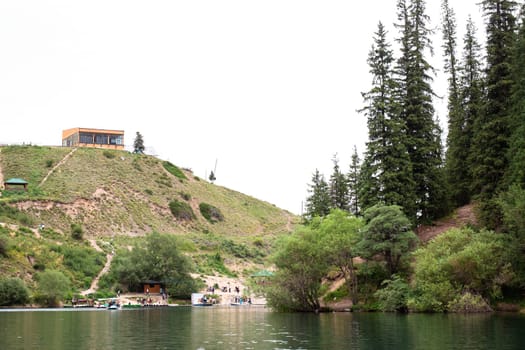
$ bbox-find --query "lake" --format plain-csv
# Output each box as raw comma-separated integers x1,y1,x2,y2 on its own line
1,306,524,349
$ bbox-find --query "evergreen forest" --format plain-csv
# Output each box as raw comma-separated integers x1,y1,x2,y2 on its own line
271,0,525,313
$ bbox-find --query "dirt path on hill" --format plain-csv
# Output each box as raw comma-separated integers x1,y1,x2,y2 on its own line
285,213,294,232
81,240,113,296
417,204,477,243
38,147,77,187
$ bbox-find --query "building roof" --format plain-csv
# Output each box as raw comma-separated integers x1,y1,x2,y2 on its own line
4,178,28,184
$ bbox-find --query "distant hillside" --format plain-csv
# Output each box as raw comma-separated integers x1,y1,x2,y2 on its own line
0,145,298,289
0,145,296,237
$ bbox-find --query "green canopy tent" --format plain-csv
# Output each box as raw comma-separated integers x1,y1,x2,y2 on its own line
250,270,274,278
3,178,28,191
250,270,274,285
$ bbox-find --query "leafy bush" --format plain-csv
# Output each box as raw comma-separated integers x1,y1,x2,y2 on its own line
35,270,71,307
221,239,262,259
62,246,106,288
409,228,515,312
144,189,153,195
498,184,525,238
180,191,191,201
71,223,83,240
169,199,195,220
45,159,54,168
447,291,492,313
0,277,29,306
374,275,411,312
199,203,224,223
103,150,116,159
110,232,196,297
163,161,187,180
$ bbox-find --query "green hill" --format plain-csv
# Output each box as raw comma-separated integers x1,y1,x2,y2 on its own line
0,145,298,297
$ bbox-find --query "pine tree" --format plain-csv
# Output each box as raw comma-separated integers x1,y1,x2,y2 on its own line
395,0,447,223
460,17,484,202
471,0,517,196
442,0,470,207
329,154,349,211
359,21,417,222
471,0,517,226
506,5,525,186
304,169,331,220
347,145,361,216
133,132,145,154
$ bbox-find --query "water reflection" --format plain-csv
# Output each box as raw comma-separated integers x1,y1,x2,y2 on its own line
1,308,525,349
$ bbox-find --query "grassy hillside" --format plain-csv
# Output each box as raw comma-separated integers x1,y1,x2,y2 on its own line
0,145,298,293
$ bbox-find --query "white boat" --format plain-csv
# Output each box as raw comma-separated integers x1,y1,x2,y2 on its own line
191,293,213,307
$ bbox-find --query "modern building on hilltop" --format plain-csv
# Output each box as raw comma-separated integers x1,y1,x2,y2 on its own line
62,128,124,150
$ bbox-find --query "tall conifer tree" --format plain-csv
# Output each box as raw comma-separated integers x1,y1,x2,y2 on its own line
395,0,447,222
461,17,485,202
472,0,517,196
471,0,517,226
442,0,470,207
329,155,349,211
360,21,416,222
304,169,331,220
506,5,525,186
348,146,361,216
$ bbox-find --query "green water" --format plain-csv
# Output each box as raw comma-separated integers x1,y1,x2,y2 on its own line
1,307,524,349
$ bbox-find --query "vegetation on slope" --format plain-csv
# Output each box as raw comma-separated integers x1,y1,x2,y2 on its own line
0,145,297,305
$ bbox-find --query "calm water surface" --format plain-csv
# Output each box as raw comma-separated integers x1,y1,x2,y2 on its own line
1,306,524,350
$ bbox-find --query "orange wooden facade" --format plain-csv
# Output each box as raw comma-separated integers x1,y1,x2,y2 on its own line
62,127,125,150
142,282,163,294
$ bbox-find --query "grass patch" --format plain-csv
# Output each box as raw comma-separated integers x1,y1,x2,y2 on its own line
195,252,236,277
103,150,116,159
163,161,187,180
0,203,35,226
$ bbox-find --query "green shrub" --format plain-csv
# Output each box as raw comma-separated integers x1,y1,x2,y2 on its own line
221,239,262,259
163,161,187,180
180,191,191,201
253,238,265,248
0,237,8,257
144,189,153,195
35,270,71,307
169,199,195,221
0,277,29,306
205,253,236,277
323,285,349,302
62,246,105,288
45,159,54,168
374,275,411,312
199,203,224,223
71,223,83,240
103,150,116,159
447,292,493,313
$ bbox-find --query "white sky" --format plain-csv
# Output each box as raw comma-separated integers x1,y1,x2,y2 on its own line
0,1,484,214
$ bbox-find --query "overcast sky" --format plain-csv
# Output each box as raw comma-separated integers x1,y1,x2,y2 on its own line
0,1,484,214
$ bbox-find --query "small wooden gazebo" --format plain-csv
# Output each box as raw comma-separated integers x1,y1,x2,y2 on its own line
3,178,28,191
